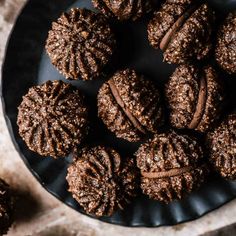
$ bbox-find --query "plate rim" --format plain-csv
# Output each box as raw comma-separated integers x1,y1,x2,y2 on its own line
1,0,236,228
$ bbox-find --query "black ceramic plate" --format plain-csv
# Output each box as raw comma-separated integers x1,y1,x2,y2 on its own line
2,0,236,227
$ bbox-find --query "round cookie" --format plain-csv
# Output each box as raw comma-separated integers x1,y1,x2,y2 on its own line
148,0,215,64
97,69,164,142
92,0,157,21
215,12,236,75
66,146,139,216
46,8,116,80
165,64,225,133
0,179,14,235
136,131,208,203
207,114,236,179
17,80,88,158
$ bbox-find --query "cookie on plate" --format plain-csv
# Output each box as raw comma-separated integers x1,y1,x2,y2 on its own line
207,114,236,179
215,12,236,75
98,69,164,142
165,64,225,133
46,8,116,80
148,1,215,64
136,130,209,203
66,146,139,216
17,80,88,158
92,0,157,21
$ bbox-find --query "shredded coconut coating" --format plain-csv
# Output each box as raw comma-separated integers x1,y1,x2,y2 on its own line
17,80,88,158
67,146,139,216
164,4,214,64
148,2,215,64
136,131,208,203
148,0,193,48
92,0,157,21
207,115,236,179
98,69,164,142
216,12,236,74
198,66,225,132
46,8,116,80
166,64,200,129
165,65,225,133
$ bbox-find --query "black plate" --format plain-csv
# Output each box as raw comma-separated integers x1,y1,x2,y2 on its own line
2,0,236,227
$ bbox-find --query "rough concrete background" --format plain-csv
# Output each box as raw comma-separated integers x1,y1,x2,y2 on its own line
0,0,236,235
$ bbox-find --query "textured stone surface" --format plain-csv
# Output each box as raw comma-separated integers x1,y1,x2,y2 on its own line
1,0,236,235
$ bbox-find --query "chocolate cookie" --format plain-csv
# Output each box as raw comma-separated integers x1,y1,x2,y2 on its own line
66,146,139,216
92,0,157,21
97,69,164,142
46,8,116,80
148,1,215,64
136,131,208,203
207,114,236,179
17,80,88,158
165,64,225,133
0,179,14,235
215,12,236,75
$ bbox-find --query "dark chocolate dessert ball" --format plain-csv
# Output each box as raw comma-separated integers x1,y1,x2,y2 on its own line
136,131,208,203
0,179,14,235
215,12,236,75
97,69,164,142
17,80,88,158
92,0,157,21
207,114,236,179
148,0,215,64
66,146,139,216
165,65,225,133
46,8,116,80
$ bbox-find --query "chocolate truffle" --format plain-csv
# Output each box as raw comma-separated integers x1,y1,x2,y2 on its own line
165,64,225,133
97,69,164,142
136,131,208,203
66,146,139,216
207,114,236,179
0,179,14,235
148,1,215,64
92,0,157,21
17,80,88,158
46,8,116,80
215,12,236,74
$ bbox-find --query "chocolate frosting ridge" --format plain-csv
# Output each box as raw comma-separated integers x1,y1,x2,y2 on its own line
188,72,207,129
108,79,146,134
160,4,198,51
141,166,193,178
